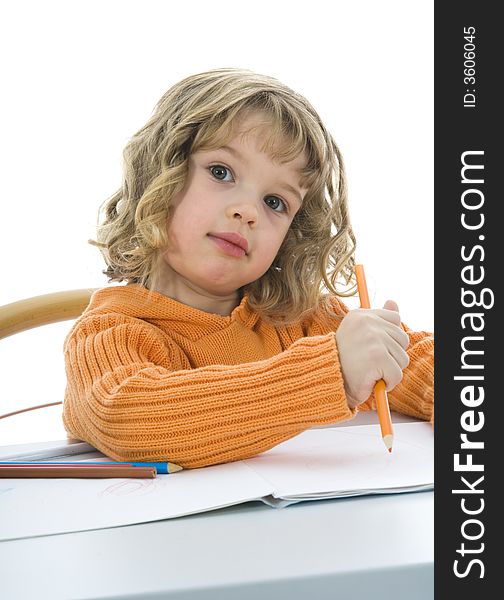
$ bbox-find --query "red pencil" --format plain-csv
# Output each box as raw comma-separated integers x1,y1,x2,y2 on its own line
0,464,156,478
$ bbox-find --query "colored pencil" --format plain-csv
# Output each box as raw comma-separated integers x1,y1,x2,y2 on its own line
0,461,183,474
354,264,394,452
0,464,156,479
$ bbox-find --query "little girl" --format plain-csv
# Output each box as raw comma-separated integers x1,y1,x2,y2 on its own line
63,68,433,469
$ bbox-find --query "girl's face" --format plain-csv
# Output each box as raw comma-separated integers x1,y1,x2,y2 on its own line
158,112,308,304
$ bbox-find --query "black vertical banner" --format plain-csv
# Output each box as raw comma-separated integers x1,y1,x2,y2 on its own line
435,2,499,597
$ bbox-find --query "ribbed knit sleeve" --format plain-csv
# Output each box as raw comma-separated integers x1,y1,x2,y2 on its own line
63,315,355,468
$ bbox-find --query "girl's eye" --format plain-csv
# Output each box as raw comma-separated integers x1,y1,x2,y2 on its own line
264,196,287,213
209,165,287,213
209,165,233,182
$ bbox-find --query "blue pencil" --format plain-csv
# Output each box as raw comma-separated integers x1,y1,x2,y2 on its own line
0,461,183,474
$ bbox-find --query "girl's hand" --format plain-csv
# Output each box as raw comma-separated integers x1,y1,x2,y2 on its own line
335,300,410,409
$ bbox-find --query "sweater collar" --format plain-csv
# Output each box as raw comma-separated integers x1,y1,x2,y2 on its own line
86,284,259,332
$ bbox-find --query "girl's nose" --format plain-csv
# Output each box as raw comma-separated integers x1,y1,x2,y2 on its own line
225,201,259,226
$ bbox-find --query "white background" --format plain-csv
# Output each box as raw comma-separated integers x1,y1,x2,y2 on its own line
0,0,433,444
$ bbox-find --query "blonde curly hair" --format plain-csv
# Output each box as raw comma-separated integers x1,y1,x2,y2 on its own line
93,68,356,325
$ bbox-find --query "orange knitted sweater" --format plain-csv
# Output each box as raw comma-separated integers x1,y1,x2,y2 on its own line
63,285,434,469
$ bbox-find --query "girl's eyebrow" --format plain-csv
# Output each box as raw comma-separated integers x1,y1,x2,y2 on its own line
219,145,244,162
216,145,304,205
276,182,304,205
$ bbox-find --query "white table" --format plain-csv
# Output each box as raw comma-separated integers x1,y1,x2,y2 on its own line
0,413,433,600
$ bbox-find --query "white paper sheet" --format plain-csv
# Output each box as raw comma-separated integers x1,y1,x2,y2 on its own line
0,422,433,541
244,422,433,499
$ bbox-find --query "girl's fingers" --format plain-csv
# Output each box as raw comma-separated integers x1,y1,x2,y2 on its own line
381,356,404,391
383,322,410,349
385,341,410,371
363,307,402,326
382,299,399,312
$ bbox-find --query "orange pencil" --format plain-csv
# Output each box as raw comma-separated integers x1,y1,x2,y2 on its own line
354,264,394,452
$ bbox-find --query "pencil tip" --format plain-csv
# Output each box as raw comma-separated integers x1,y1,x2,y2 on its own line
168,463,184,473
383,434,394,452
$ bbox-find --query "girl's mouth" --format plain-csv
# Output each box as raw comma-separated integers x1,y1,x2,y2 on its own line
207,234,247,258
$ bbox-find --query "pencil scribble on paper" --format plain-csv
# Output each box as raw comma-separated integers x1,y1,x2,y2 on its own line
99,476,168,498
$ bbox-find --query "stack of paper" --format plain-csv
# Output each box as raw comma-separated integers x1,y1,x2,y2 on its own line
247,422,433,507
0,422,433,540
